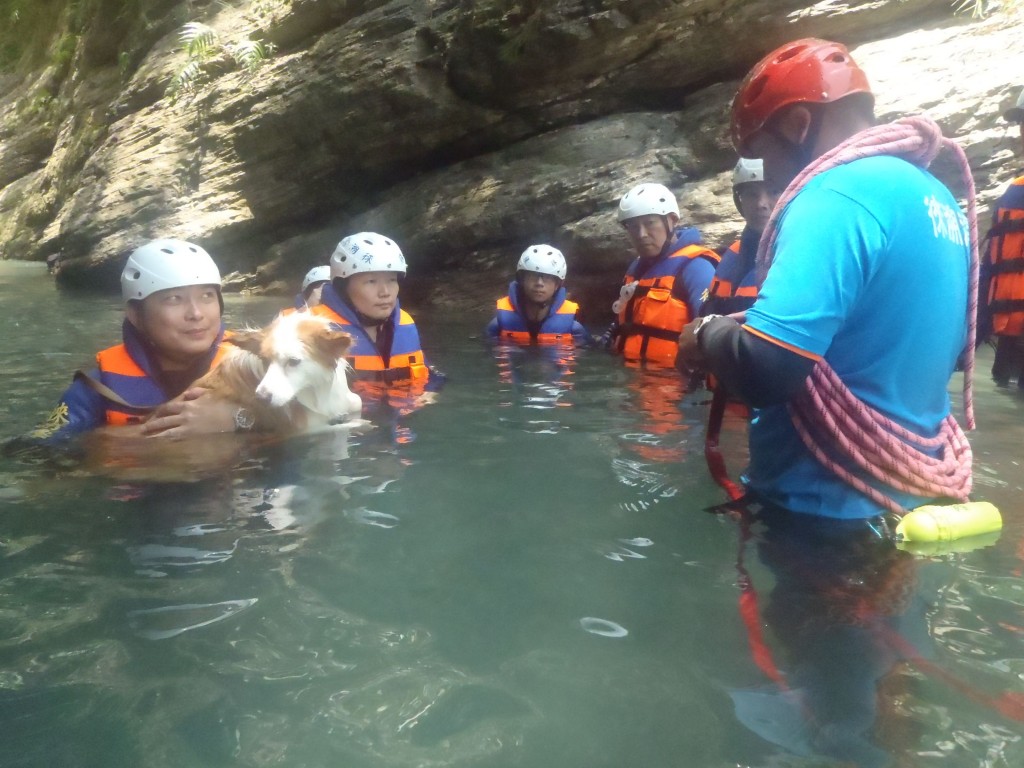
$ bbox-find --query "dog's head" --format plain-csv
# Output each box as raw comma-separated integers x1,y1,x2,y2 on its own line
229,312,354,408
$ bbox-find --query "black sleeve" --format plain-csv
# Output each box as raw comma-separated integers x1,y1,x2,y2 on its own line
699,318,816,408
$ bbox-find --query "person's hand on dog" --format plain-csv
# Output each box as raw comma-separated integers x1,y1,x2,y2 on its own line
142,387,238,437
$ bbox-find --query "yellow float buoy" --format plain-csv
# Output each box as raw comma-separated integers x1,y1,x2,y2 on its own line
895,501,1002,543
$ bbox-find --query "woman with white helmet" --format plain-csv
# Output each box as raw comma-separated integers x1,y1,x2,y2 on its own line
36,239,247,439
702,158,778,318
605,182,720,368
311,232,442,403
487,244,593,345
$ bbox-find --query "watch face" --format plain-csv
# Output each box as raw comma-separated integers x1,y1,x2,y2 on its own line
235,408,255,430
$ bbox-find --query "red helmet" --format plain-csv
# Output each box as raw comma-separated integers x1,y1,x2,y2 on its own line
730,38,872,154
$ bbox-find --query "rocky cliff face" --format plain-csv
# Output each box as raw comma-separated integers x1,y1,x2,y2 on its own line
1,0,1022,319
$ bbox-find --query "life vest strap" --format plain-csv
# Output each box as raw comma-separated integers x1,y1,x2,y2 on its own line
74,370,155,413
989,298,1024,314
990,257,1024,275
988,218,1024,238
357,367,415,384
617,322,680,343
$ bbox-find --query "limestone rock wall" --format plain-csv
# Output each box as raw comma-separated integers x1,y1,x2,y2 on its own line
0,0,1021,319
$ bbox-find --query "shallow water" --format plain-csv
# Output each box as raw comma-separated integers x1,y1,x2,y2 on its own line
1,261,1023,767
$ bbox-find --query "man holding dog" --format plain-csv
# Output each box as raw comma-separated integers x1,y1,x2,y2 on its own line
36,239,247,440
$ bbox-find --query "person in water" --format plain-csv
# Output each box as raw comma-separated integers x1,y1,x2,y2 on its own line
310,231,443,407
702,158,777,318
603,182,719,368
294,265,330,310
677,38,972,519
487,244,592,345
979,86,1024,389
35,238,251,440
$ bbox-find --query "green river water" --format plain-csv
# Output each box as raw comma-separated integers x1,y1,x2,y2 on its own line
1,260,1023,768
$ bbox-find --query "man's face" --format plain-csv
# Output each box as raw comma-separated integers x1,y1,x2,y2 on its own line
746,129,807,197
128,285,221,370
519,270,559,305
345,271,400,321
735,181,778,234
622,214,675,258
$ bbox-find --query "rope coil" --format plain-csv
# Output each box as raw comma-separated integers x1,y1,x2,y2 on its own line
756,116,977,514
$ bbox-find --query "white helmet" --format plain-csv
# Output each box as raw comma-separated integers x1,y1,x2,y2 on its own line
517,244,567,280
301,265,331,292
731,157,764,187
121,239,221,302
330,232,407,279
617,183,679,222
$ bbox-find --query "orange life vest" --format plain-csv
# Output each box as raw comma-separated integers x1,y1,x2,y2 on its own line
987,175,1024,336
616,244,719,367
494,294,581,345
96,341,233,426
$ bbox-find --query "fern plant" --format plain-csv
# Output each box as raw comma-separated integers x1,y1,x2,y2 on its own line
166,19,275,104
227,39,273,73
181,21,218,58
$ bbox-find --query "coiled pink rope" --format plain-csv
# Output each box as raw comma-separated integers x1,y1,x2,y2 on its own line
756,115,977,514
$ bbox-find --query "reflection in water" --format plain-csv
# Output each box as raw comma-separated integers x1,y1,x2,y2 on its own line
128,598,259,640
720,501,1024,768
492,342,576,433
2,268,1024,768
579,616,629,638
752,508,923,767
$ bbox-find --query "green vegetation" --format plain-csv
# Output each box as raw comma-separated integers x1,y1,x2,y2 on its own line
0,0,65,71
166,14,277,104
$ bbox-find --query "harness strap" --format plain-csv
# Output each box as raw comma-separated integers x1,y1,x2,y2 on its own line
73,370,156,413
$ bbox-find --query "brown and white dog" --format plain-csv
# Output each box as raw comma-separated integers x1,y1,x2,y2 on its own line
196,311,362,434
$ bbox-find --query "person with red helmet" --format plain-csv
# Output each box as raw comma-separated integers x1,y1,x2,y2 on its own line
678,39,972,520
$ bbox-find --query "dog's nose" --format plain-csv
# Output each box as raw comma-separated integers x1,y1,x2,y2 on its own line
255,387,273,403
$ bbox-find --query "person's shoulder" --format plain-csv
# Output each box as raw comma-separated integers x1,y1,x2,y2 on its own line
817,155,919,188
996,174,1024,207
677,243,720,267
799,157,939,218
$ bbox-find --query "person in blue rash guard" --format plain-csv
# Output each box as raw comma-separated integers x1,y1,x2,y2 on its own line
487,244,593,346
603,182,719,368
677,39,970,520
32,239,249,443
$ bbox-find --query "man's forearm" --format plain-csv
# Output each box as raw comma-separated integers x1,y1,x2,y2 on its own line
699,318,816,408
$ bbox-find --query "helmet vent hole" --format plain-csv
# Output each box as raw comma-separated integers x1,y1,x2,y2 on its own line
745,75,767,103
776,45,806,63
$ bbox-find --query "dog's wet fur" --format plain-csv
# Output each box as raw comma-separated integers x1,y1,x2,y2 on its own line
195,311,362,434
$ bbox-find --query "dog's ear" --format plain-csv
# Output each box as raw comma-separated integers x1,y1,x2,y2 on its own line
226,328,265,354
319,329,354,360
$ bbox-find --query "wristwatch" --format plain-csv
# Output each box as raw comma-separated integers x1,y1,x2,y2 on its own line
234,407,255,432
